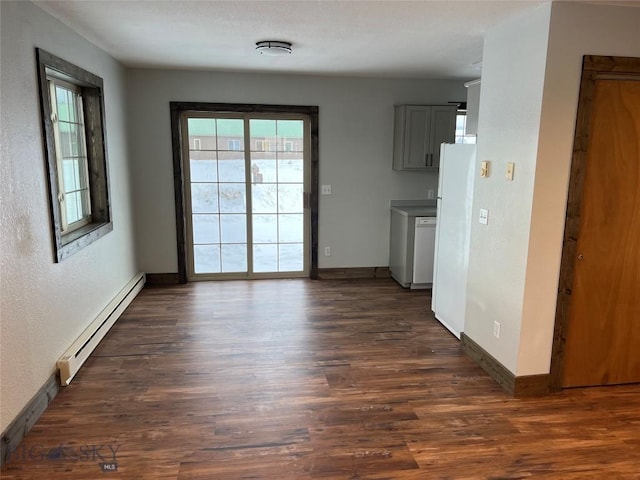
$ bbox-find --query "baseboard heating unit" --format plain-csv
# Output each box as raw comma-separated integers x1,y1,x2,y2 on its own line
57,272,146,386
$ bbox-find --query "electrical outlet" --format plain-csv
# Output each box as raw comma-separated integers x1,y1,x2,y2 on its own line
324,246,331,256
493,321,501,339
321,185,332,195
427,189,435,200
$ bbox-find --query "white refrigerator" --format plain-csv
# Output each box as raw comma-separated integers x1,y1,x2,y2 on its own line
431,144,476,339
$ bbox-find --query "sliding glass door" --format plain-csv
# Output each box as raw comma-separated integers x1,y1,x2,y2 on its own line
182,113,310,280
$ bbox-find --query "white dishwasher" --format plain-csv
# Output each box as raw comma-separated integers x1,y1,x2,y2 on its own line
412,217,437,288
389,204,437,289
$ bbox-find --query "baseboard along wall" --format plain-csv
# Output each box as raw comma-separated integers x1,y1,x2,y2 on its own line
0,374,59,467
317,267,391,280
460,333,551,397
145,272,181,285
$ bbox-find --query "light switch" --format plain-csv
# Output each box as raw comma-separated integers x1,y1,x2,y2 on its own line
321,185,332,195
479,208,489,225
480,161,490,178
506,162,515,181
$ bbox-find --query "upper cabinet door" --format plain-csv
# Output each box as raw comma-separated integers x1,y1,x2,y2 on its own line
428,106,457,170
393,105,457,171
404,106,431,169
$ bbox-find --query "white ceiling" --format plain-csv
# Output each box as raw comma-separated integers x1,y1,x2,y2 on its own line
35,0,552,79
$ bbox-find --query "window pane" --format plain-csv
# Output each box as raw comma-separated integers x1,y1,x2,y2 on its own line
62,158,80,192
219,183,246,213
68,89,79,123
194,244,221,273
276,120,303,151
55,86,71,122
251,156,276,183
188,118,216,150
191,183,219,213
250,119,277,149
253,244,278,272
278,184,303,213
65,191,81,224
59,125,81,158
252,214,277,243
190,155,217,182
221,244,247,272
252,183,277,213
278,159,303,183
217,154,245,182
216,119,244,142
279,243,304,272
192,214,220,244
279,214,303,243
220,214,246,243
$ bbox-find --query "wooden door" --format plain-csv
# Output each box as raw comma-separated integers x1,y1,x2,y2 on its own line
563,79,640,387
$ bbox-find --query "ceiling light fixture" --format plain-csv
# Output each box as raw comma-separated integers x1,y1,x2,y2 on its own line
256,40,292,56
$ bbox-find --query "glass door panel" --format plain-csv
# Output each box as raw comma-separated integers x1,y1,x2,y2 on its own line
188,117,246,275
185,114,308,279
250,118,305,274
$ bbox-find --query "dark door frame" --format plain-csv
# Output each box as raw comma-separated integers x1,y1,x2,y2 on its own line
169,102,320,283
549,56,640,391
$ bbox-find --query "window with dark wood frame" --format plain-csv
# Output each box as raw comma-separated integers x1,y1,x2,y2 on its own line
36,48,112,262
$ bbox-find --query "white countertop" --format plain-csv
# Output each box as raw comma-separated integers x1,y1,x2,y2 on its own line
390,201,437,217
391,206,437,217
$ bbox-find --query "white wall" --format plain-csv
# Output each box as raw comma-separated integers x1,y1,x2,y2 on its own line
0,1,137,432
465,3,552,373
465,1,640,376
126,70,467,272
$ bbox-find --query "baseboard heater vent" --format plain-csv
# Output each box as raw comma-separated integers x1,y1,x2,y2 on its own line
57,272,146,386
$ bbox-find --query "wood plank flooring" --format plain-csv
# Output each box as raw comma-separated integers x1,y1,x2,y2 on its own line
2,279,639,479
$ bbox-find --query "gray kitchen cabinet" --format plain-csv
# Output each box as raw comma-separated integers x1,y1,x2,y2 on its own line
392,105,457,171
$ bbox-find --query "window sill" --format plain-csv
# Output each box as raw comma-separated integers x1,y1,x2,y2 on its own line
57,221,113,261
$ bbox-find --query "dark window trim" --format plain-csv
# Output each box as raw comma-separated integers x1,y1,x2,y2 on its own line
169,102,319,283
36,48,112,262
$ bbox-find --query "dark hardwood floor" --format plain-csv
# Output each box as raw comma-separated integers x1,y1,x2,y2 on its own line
2,279,639,479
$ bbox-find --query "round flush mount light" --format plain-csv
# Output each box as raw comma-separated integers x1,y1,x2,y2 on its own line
255,40,292,56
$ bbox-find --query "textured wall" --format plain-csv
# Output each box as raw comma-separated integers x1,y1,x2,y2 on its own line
0,1,137,432
126,69,467,272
